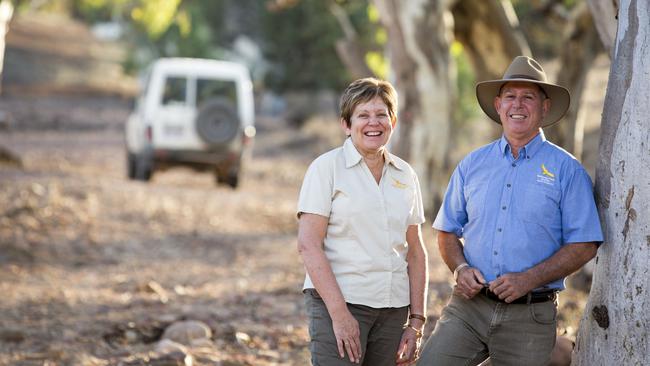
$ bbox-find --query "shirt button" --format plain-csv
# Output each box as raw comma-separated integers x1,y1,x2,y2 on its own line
497,228,502,232
502,206,506,210
493,251,498,255
507,183,511,188
511,163,516,167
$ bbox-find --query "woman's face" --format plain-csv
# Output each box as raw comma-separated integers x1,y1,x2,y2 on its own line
342,96,395,156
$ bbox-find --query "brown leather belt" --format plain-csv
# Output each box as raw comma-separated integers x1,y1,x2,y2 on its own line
481,287,557,304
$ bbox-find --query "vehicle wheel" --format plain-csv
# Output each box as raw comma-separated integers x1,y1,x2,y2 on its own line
195,98,240,147
214,169,239,189
135,154,153,181
127,152,137,179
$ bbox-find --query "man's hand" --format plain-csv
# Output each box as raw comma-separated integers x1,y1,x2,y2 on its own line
489,272,535,303
454,267,486,299
331,308,362,363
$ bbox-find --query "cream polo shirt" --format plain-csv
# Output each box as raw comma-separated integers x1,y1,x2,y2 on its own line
297,138,425,308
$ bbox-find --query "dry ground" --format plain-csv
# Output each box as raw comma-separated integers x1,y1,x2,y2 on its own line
0,96,590,365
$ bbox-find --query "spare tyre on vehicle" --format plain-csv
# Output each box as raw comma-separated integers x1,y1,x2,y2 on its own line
195,97,240,147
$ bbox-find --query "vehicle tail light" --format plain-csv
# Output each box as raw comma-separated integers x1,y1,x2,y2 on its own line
242,126,256,145
145,125,152,142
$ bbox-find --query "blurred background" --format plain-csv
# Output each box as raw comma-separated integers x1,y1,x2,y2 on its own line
0,0,609,365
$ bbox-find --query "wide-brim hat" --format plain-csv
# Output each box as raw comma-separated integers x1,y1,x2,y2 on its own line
476,56,570,128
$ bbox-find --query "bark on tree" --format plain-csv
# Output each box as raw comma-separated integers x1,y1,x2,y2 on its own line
329,1,375,80
544,2,601,159
452,0,530,81
586,0,619,57
372,0,456,211
452,0,531,140
573,1,650,364
0,0,14,96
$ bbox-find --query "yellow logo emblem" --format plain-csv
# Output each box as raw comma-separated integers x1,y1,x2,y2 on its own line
392,178,408,189
541,164,555,178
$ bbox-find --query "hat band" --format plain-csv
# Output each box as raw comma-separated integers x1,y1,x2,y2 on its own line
507,74,542,81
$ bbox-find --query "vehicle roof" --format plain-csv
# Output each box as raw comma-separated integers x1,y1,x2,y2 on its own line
151,57,251,79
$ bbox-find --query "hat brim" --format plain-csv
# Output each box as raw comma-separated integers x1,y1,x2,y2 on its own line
476,79,570,128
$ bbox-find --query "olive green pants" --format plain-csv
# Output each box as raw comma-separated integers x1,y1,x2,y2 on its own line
304,289,409,366
418,293,557,366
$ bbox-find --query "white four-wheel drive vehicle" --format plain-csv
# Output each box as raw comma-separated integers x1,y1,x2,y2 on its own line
125,58,255,188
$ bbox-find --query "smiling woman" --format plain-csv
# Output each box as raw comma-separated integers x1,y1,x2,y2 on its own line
297,78,429,366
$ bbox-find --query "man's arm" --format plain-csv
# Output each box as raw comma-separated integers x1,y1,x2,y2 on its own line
489,242,598,302
438,230,486,299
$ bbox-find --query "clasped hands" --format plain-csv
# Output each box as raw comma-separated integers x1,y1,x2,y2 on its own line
454,265,535,302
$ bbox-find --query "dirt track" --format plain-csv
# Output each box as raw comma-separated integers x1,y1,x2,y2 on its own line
0,96,586,365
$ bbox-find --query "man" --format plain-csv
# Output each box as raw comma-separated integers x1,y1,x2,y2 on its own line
418,56,603,366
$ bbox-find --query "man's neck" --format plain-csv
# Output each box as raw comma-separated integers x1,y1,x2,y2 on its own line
505,132,539,159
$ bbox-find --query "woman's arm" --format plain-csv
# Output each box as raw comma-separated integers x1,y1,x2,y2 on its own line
397,224,428,365
297,213,361,363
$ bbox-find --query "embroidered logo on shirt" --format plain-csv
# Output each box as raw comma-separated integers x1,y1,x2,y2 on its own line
541,164,555,178
537,164,556,185
392,178,408,189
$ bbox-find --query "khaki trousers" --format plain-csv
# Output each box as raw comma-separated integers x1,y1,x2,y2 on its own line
304,289,409,366
418,293,557,366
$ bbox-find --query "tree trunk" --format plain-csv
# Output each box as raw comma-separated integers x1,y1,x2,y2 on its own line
573,1,650,364
0,0,14,96
329,1,375,79
372,0,456,212
452,0,530,81
544,2,601,159
452,0,531,140
586,0,619,57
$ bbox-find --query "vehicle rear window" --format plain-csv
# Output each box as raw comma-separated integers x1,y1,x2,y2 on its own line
162,76,187,105
197,79,238,107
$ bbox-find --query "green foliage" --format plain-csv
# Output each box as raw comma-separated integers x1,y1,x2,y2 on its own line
261,1,347,92
451,41,479,123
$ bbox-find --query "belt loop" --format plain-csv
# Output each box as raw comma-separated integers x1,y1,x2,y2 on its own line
526,292,532,305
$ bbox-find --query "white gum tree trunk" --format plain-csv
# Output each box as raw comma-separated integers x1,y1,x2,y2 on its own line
372,0,456,211
573,1,650,364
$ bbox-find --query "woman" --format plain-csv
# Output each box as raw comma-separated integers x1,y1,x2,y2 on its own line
297,77,428,366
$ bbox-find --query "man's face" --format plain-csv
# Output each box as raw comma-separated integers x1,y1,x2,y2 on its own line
494,81,550,142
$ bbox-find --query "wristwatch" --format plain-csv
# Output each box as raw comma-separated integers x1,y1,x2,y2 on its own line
453,263,469,282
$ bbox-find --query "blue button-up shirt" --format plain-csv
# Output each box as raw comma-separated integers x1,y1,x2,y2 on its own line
433,131,603,290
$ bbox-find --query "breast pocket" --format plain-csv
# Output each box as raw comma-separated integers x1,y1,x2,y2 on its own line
522,186,561,225
464,182,488,221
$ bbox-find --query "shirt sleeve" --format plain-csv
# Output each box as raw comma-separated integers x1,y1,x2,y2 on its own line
407,172,426,225
560,167,604,244
432,163,467,237
297,156,333,219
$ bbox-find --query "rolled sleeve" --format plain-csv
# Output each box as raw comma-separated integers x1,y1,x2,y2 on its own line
297,157,333,219
560,168,604,244
433,164,467,237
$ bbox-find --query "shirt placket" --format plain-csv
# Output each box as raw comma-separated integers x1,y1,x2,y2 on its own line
363,161,393,304
491,151,521,277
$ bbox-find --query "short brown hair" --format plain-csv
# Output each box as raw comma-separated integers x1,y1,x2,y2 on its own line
339,77,398,127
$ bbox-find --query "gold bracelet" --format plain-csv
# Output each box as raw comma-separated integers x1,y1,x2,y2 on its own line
402,324,423,338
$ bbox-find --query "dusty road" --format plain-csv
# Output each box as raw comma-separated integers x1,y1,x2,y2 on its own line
0,96,586,365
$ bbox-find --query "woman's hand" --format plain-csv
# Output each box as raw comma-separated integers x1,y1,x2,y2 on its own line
331,308,362,363
396,323,422,365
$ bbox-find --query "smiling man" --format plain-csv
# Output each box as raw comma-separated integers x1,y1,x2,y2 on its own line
417,56,603,366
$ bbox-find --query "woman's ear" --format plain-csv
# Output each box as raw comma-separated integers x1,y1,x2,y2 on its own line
340,118,351,136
